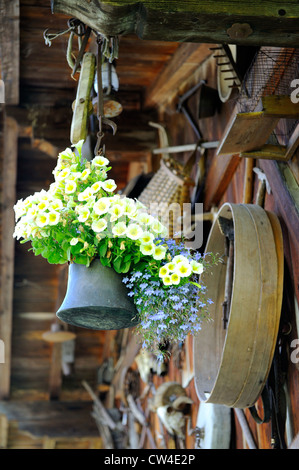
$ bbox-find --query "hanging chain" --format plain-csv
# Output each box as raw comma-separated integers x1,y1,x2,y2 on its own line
43,18,86,47
94,34,118,156
44,21,118,155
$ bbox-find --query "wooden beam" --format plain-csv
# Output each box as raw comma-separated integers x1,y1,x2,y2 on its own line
0,401,99,438
145,43,213,109
0,1,19,105
260,159,299,246
0,112,18,399
51,1,299,47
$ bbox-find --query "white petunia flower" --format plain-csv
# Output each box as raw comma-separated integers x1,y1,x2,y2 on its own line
91,181,103,193
174,261,192,278
172,254,189,265
26,205,38,220
109,203,125,222
126,223,143,240
80,168,91,180
92,155,110,167
159,265,169,278
70,237,79,245
91,218,107,233
48,211,60,226
190,260,204,274
136,212,151,226
58,147,74,161
112,222,127,237
78,187,93,201
162,275,172,286
77,207,90,223
102,179,117,192
170,273,181,285
37,200,49,211
56,168,71,181
140,231,154,244
164,262,176,272
49,199,63,211
65,180,77,194
153,245,166,260
36,213,49,227
94,197,111,215
140,243,155,256
68,171,82,181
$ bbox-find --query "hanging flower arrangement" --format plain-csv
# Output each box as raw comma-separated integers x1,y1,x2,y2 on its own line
13,140,220,357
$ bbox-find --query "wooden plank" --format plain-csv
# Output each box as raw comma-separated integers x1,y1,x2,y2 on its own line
145,43,213,109
217,112,280,155
262,95,299,118
240,144,288,161
0,114,18,399
0,0,19,104
204,153,241,210
51,1,299,47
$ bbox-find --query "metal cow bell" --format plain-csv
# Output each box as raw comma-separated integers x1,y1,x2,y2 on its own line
56,259,139,330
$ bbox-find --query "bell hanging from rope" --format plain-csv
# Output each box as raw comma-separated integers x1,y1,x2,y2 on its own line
56,259,139,330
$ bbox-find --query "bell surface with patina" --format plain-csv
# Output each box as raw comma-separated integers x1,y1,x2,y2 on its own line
56,259,139,330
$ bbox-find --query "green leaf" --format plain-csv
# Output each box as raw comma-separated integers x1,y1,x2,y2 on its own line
113,257,122,273
190,281,201,289
73,255,88,265
100,257,111,267
99,240,108,257
120,260,131,273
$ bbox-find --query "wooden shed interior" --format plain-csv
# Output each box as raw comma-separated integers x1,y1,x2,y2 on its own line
0,0,299,451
